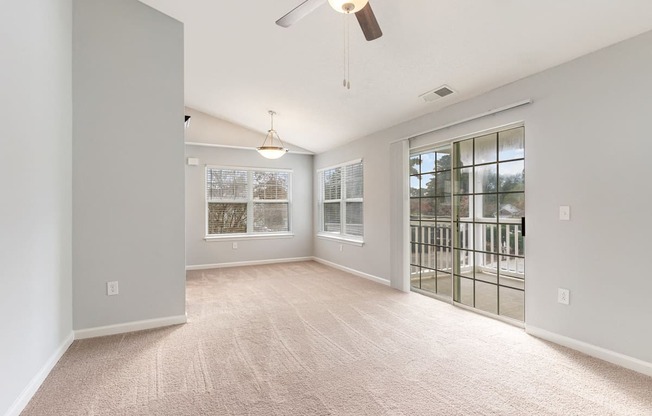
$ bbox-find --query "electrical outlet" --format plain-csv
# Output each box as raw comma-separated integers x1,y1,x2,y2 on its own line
107,281,119,296
232,242,238,249
558,288,570,305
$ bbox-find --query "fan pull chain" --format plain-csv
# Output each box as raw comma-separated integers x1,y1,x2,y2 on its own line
343,14,351,89
347,15,351,90
342,15,346,88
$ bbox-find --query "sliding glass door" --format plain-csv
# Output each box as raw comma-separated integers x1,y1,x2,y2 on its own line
409,146,453,298
410,126,525,322
452,127,525,321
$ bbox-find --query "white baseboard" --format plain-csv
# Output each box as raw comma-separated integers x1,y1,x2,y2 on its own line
5,332,74,416
186,257,313,270
526,325,652,377
312,257,390,286
74,314,187,340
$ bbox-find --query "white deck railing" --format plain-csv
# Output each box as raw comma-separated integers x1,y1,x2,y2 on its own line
411,222,524,277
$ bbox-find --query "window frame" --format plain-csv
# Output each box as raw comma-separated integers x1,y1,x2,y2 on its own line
204,165,293,241
317,159,364,246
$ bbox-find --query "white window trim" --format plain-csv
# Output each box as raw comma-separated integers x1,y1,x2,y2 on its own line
207,165,293,173
317,158,364,244
316,158,362,173
205,165,293,239
205,233,295,242
316,233,364,246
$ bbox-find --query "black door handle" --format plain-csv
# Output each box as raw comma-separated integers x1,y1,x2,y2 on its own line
521,216,526,237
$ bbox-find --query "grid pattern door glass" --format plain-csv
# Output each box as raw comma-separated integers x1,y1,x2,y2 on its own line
410,146,453,297
452,127,525,321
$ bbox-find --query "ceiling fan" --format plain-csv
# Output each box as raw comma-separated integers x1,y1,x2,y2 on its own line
276,0,383,41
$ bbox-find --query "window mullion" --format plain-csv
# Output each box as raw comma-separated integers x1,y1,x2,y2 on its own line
258,199,288,203
319,172,324,232
341,167,347,236
287,172,292,232
205,167,210,237
247,171,254,233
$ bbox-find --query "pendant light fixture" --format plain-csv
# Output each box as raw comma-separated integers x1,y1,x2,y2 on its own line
257,110,289,159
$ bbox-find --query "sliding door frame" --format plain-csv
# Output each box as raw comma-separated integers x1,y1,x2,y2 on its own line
409,122,526,327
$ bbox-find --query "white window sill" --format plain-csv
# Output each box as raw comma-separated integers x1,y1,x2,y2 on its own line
317,233,364,247
205,233,294,242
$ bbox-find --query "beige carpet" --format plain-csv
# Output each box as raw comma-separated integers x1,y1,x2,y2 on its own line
23,261,652,415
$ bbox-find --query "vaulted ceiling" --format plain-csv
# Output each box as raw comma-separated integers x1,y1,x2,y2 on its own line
140,0,652,153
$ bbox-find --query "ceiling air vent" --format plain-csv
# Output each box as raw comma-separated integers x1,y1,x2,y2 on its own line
419,85,455,103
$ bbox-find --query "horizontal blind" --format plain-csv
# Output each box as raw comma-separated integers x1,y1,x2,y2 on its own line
253,171,289,200
206,167,291,235
345,162,363,199
207,202,247,234
344,161,363,237
322,167,341,201
206,169,248,200
318,160,363,238
253,203,289,232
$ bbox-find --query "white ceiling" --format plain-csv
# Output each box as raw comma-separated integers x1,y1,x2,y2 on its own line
140,0,652,153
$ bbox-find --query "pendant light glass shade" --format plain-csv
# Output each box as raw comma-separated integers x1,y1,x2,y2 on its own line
328,0,368,13
257,111,289,159
257,146,288,159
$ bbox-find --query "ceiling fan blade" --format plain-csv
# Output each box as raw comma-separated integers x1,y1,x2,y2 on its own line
355,2,383,41
276,0,326,28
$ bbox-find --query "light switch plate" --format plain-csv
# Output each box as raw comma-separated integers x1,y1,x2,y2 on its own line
559,205,570,221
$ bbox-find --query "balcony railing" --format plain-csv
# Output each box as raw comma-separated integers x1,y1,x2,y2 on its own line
411,222,524,277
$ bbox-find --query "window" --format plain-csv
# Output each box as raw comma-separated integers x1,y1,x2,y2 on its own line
318,159,363,243
206,167,291,237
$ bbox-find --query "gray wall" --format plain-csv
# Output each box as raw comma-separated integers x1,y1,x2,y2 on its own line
185,145,313,267
73,0,185,329
315,30,652,363
313,132,393,280
0,0,73,414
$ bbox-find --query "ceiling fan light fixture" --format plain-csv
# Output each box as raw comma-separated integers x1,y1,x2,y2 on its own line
328,0,368,13
257,110,289,159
